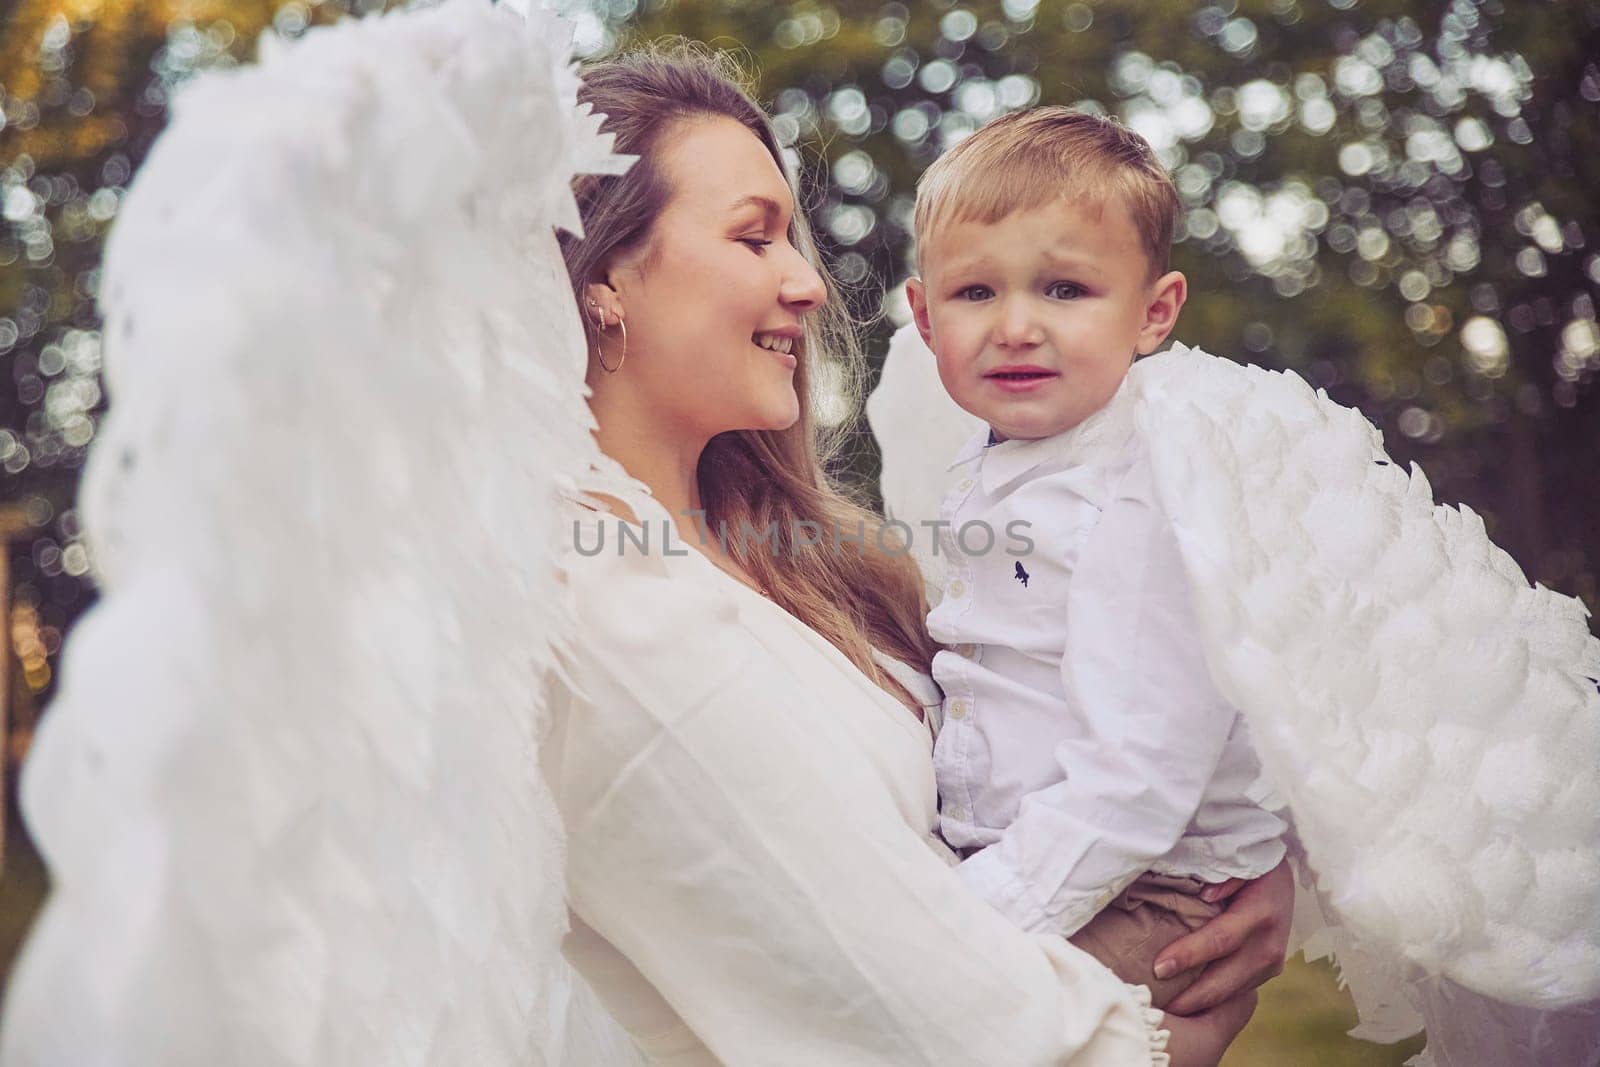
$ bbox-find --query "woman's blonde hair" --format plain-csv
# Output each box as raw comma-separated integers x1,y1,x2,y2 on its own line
560,42,940,710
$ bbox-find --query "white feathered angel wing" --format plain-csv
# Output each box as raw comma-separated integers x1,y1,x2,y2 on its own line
1,4,641,1064
868,323,1600,1061
864,321,982,597
1133,344,1600,1059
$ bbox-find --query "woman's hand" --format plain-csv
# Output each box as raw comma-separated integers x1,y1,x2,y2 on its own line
1162,991,1258,1067
1154,858,1294,1016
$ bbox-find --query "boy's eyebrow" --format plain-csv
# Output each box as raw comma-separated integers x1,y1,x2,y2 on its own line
1038,246,1100,270
927,249,996,276
933,246,1099,279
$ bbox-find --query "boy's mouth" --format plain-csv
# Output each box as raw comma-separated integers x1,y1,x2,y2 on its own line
985,365,1057,381
984,364,1057,394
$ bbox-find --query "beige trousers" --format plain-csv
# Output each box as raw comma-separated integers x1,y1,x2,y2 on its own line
1067,873,1222,1009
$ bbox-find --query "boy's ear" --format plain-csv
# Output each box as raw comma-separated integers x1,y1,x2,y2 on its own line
906,277,935,349
1136,270,1187,355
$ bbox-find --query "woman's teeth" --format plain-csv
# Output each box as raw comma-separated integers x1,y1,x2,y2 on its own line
754,333,795,355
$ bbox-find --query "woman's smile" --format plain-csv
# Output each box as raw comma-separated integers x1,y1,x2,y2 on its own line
754,329,799,368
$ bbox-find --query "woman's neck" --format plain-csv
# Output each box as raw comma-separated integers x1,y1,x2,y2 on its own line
589,394,707,527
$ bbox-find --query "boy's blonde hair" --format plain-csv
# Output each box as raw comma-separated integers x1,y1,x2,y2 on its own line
913,107,1180,278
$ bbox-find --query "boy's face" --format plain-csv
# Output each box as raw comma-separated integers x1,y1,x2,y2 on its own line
907,196,1186,442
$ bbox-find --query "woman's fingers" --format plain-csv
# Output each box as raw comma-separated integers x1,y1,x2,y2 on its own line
1161,990,1259,1067
1162,948,1273,1016
1153,913,1243,981
1198,877,1246,904
1154,859,1294,1014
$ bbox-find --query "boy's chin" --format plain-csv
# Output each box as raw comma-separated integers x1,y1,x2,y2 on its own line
987,414,1086,443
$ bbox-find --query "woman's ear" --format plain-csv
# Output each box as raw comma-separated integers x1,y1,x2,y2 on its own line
1136,270,1187,355
582,280,622,328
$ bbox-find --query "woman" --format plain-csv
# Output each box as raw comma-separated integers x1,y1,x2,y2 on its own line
549,45,1293,1064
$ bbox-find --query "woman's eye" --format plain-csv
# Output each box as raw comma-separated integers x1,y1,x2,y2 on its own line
741,238,774,253
1046,282,1085,300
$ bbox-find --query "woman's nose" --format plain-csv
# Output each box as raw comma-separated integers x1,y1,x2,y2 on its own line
780,249,828,311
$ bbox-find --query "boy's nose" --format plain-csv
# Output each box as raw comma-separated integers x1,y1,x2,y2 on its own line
993,298,1045,348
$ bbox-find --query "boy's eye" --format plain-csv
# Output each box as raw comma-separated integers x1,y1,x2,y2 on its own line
1046,281,1085,300
956,285,994,301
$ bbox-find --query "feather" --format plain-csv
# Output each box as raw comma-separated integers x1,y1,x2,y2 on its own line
1,4,640,1065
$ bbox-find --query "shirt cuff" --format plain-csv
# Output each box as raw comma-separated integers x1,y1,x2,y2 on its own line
955,844,1107,936
1127,983,1173,1067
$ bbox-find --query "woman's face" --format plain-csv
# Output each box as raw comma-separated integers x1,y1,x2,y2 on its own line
598,116,827,440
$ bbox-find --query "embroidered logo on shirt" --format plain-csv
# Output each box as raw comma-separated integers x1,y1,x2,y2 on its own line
1014,561,1030,588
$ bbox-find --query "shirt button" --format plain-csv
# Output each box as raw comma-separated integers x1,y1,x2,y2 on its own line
947,699,969,720
948,580,966,598
946,806,968,823
955,643,977,657
957,478,974,492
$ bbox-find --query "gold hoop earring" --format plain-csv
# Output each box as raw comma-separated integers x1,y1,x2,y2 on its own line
586,299,626,373
597,318,627,373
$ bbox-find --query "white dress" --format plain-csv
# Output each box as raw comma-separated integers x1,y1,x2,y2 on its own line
546,473,1172,1065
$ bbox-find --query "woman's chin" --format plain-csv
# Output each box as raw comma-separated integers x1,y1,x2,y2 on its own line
714,400,800,437
755,392,802,432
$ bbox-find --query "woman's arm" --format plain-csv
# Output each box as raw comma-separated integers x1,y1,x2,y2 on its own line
1154,859,1295,1016
553,552,1172,1065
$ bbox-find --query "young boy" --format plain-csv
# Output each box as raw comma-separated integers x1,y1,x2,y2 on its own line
904,107,1288,1008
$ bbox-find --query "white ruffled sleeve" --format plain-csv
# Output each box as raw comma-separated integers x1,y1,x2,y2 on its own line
548,521,1169,1065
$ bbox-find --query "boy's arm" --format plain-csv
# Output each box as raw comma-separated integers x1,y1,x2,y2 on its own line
955,456,1240,936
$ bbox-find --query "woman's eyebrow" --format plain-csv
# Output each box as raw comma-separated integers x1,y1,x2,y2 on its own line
727,194,790,221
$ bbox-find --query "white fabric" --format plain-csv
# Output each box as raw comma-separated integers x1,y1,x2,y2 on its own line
868,322,1600,1063
927,381,1286,938
0,4,642,1065
546,466,1171,1065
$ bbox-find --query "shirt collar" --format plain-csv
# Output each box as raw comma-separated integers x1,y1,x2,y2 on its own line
945,426,993,471
975,375,1137,496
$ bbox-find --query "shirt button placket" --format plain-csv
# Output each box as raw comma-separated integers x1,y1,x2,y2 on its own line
944,470,980,830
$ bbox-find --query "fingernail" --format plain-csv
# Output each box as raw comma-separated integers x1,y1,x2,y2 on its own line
1153,959,1178,980
1200,888,1220,903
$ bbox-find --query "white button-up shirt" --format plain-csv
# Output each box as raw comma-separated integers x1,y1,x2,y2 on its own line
929,381,1287,937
